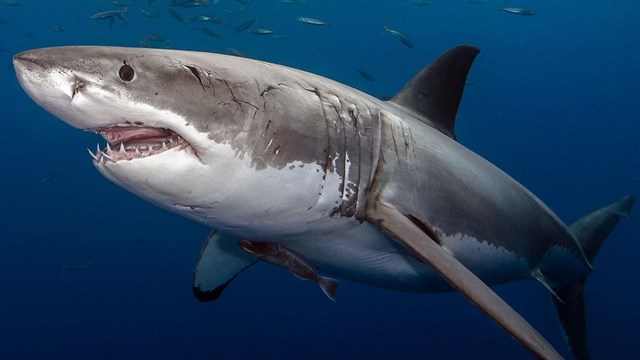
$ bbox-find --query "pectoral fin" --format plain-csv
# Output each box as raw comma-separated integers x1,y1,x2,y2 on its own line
193,230,258,302
366,201,563,360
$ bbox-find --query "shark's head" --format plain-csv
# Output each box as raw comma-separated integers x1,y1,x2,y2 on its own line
13,46,339,236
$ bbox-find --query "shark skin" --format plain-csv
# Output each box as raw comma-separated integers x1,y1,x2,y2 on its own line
13,45,634,360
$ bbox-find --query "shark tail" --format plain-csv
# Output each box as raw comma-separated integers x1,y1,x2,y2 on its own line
317,276,339,302
553,195,635,360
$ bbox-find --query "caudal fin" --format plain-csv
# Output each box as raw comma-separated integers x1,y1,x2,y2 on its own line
554,195,635,360
570,195,635,263
318,276,339,301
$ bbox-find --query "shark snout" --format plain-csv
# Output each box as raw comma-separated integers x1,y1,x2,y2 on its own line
13,49,61,82
14,50,62,94
13,49,92,131
13,48,81,89
14,51,46,69
13,52,40,87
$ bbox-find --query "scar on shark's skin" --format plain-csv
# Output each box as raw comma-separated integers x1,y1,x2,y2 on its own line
184,64,205,90
14,45,635,360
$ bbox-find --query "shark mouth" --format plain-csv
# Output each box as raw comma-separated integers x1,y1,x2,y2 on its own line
88,126,192,163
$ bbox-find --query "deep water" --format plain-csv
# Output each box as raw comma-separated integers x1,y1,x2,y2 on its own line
1,1,639,359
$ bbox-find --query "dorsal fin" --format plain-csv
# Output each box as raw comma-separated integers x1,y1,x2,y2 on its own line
388,45,480,140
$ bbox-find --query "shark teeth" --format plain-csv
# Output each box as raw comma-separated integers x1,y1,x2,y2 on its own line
88,127,189,164
87,148,99,161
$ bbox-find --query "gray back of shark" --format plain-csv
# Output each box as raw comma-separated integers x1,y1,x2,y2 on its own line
14,45,634,360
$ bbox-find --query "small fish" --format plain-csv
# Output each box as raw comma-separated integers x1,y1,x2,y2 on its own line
383,25,414,49
142,33,170,42
499,7,537,16
53,25,65,33
40,174,56,183
140,34,171,47
226,47,245,57
196,27,223,40
91,7,128,20
249,28,275,35
235,18,256,32
112,1,133,6
170,0,209,7
3,0,24,6
61,260,93,271
410,0,431,6
91,7,128,28
239,240,339,301
357,69,376,82
297,17,328,26
191,15,224,24
140,9,162,18
168,9,186,25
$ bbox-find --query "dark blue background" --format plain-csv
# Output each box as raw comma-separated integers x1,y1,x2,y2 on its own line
1,1,638,359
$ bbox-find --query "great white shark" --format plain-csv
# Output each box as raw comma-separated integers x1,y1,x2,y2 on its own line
13,45,633,360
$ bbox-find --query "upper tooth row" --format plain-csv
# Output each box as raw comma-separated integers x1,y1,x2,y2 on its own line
87,140,174,162
104,140,171,153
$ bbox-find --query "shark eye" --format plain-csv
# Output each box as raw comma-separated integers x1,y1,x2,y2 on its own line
119,62,135,82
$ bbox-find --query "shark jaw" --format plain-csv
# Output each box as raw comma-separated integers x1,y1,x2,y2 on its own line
12,48,225,223
88,125,195,164
12,48,205,167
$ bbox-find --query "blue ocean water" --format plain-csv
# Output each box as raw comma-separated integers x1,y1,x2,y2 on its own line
1,0,639,359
